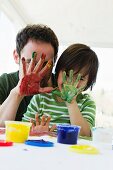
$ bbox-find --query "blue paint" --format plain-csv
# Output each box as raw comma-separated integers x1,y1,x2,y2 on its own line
57,124,80,145
25,139,54,147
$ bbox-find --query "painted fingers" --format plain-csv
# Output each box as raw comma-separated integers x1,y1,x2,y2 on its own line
30,113,57,136
27,52,37,73
20,52,53,95
22,52,52,77
63,70,81,87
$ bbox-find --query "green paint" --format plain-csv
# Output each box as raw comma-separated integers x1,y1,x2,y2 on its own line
52,70,85,103
63,71,66,83
68,69,73,84
32,52,37,59
74,73,81,86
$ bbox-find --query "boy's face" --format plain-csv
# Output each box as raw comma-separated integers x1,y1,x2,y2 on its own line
19,40,54,86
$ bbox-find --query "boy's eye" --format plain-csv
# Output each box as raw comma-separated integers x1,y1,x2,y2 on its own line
80,77,84,81
66,73,69,77
80,77,83,80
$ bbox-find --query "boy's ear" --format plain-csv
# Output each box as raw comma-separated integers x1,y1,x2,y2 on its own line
13,50,20,64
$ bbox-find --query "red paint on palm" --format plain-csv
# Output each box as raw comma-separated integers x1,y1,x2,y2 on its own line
20,52,53,95
20,73,41,95
19,61,53,95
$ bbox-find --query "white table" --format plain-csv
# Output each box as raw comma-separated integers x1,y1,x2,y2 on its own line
0,134,113,170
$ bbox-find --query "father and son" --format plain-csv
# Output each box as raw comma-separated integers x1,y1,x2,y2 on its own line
0,24,99,137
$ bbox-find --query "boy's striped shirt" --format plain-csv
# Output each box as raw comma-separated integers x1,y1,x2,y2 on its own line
22,92,96,128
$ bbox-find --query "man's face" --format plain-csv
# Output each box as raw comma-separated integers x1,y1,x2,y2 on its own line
19,40,54,86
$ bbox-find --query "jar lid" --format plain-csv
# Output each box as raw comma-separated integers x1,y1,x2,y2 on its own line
0,140,13,147
69,144,99,154
25,139,54,147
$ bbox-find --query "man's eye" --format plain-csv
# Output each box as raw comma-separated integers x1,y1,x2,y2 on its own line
43,61,48,67
25,61,48,67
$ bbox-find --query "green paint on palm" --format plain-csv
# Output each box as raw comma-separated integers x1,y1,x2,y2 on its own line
52,88,61,97
52,70,85,103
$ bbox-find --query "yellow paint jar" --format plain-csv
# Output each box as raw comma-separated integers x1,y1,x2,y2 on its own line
5,121,32,143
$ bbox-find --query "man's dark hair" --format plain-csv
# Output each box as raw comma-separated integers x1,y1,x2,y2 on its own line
55,43,99,90
16,24,59,62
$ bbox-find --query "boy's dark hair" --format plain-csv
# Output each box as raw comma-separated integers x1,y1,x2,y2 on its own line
55,43,99,90
16,24,59,62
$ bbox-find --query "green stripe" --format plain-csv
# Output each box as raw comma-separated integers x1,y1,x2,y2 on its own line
22,92,96,128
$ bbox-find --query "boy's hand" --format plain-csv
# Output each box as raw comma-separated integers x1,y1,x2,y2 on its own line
30,114,56,136
19,52,53,96
52,70,85,103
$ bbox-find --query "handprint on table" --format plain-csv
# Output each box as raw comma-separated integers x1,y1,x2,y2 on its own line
52,70,85,103
19,52,53,96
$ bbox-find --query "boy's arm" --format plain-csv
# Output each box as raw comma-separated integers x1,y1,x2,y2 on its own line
66,100,92,137
52,70,91,137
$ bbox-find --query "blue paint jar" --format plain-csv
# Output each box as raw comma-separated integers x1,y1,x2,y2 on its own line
57,124,81,145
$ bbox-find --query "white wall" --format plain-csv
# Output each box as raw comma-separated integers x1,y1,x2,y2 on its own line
0,12,113,92
0,11,18,75
92,47,113,90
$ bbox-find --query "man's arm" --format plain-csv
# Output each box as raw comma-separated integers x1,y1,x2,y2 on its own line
0,53,53,127
0,87,24,127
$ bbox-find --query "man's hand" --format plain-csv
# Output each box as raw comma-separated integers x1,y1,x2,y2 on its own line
19,52,53,96
30,113,56,136
52,70,85,103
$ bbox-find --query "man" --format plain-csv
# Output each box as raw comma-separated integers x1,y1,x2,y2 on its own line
0,24,59,127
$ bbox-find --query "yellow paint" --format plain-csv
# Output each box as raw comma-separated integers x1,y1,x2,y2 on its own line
69,144,99,154
5,121,31,143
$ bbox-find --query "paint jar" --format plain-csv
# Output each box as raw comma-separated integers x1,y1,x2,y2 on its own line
5,121,32,143
57,124,81,144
